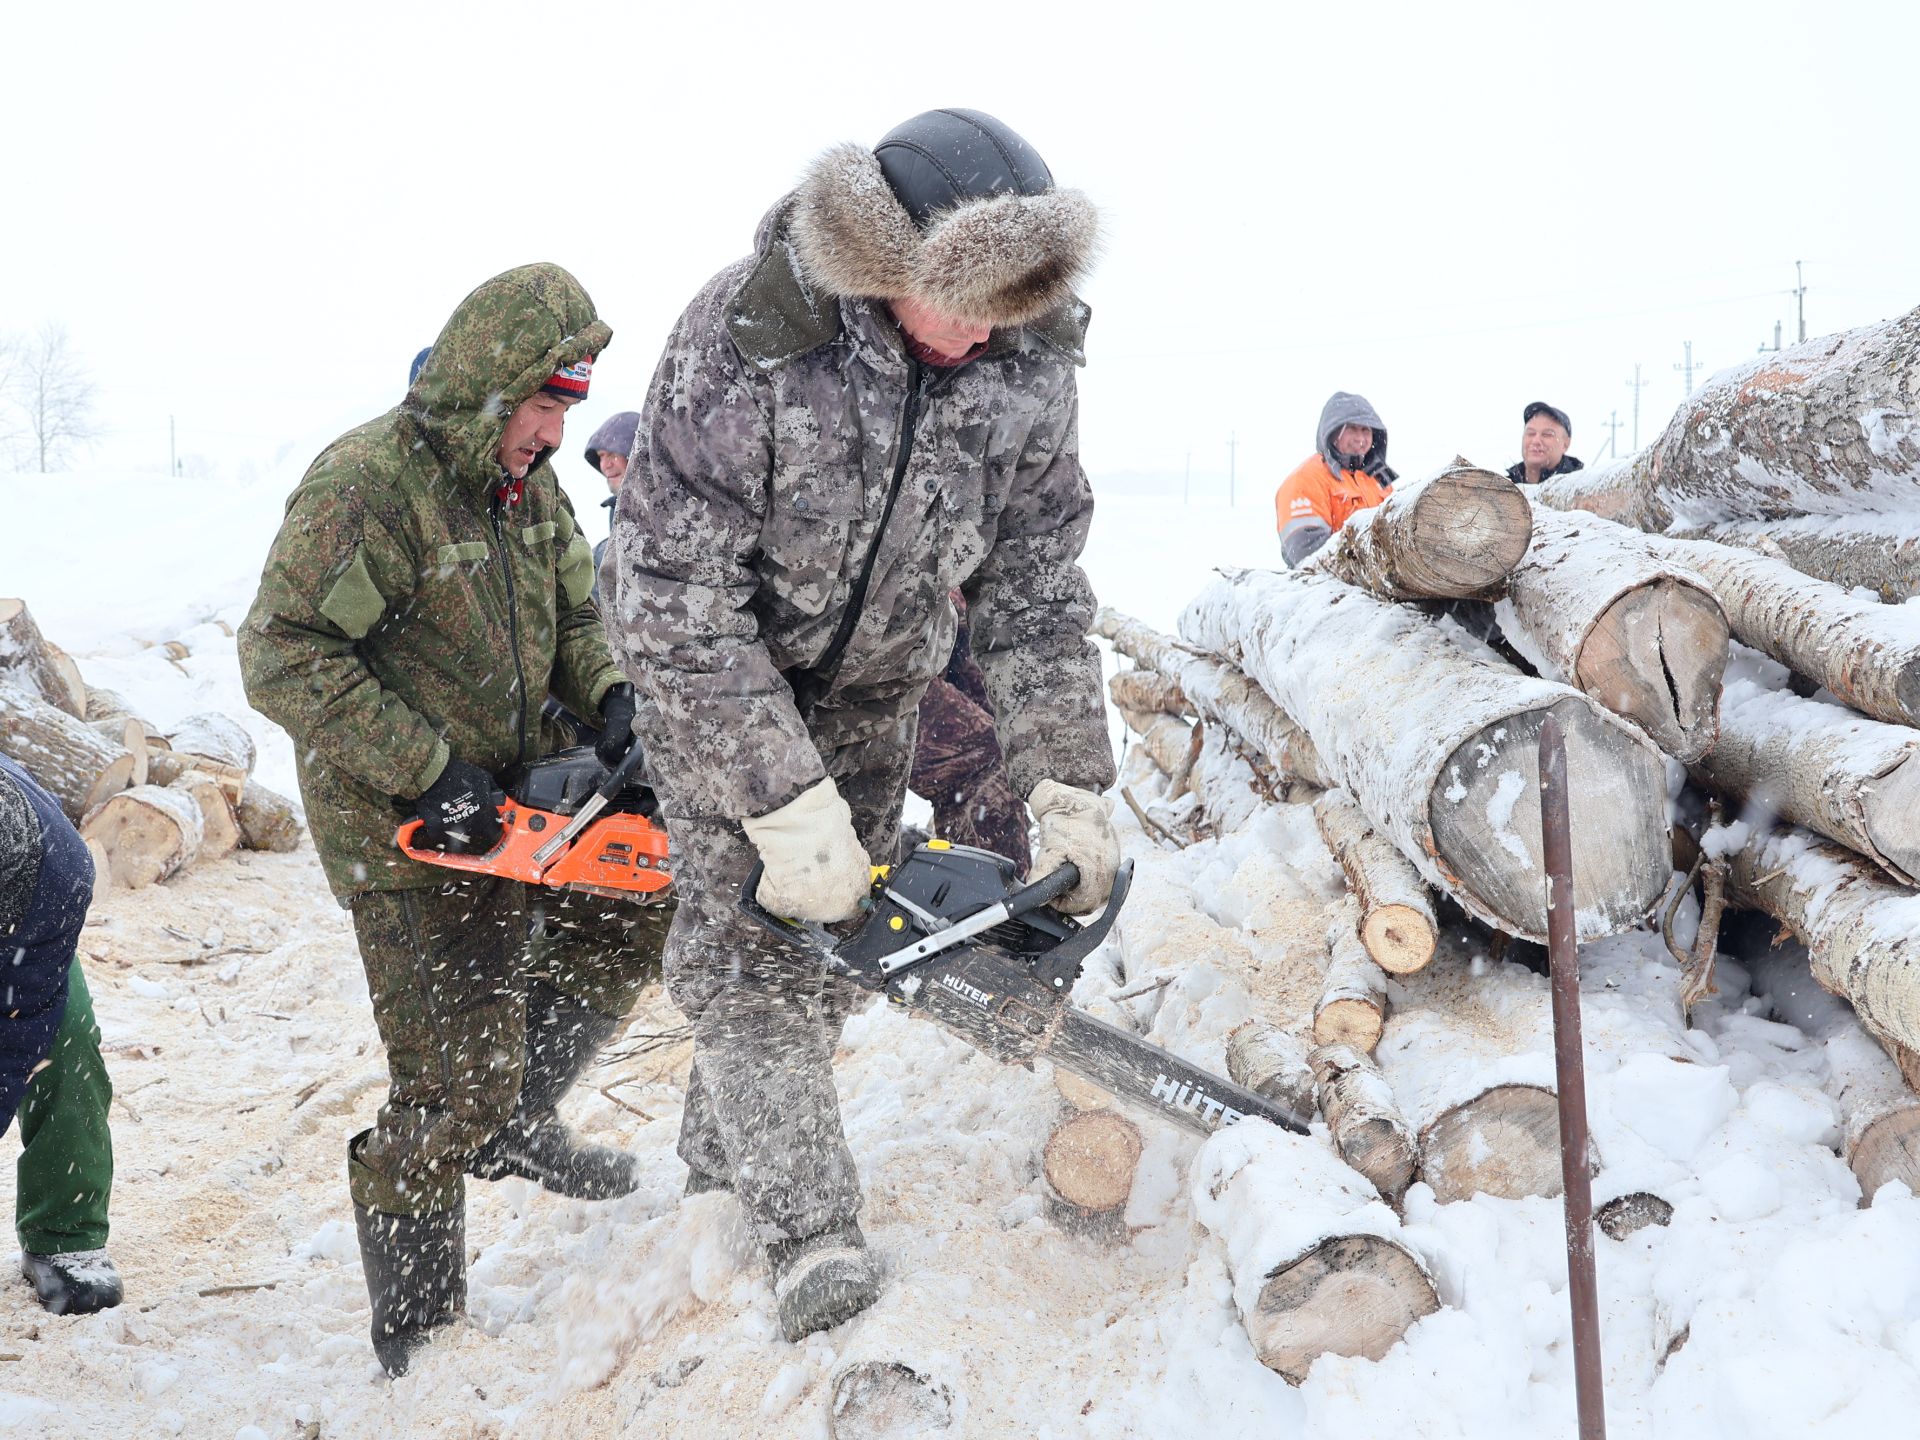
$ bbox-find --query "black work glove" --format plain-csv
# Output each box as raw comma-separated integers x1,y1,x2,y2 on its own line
594,683,638,770
412,758,502,853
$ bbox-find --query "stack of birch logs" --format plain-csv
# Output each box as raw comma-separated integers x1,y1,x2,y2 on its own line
0,597,302,893
1094,305,1920,1376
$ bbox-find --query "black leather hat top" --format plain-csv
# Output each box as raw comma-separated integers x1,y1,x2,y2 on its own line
874,108,1054,227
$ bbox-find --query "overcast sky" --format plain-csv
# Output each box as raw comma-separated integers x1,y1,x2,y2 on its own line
4,0,1913,521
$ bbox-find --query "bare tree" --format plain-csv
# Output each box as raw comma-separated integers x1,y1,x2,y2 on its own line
7,323,99,473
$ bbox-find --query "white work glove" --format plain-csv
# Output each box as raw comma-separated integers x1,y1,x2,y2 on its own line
742,776,873,923
1028,780,1121,915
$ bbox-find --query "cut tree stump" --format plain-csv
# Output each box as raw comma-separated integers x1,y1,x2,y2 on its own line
235,778,303,853
164,713,256,805
1417,1083,1565,1202
1304,460,1533,600
1310,1042,1418,1207
0,599,85,718
1182,569,1670,941
80,784,206,888
0,684,138,821
1315,899,1387,1054
1313,789,1436,974
168,769,241,863
1693,676,1920,885
1248,1235,1440,1384
1661,538,1920,730
1042,1107,1143,1239
1497,508,1728,761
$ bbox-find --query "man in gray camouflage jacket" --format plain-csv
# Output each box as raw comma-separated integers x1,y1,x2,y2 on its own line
608,109,1120,1340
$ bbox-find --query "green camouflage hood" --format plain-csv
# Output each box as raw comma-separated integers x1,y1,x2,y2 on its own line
403,263,613,489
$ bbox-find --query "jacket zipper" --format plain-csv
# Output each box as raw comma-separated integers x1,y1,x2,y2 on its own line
489,495,530,766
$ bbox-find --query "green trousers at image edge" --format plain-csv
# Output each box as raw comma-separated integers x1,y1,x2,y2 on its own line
12,957,114,1256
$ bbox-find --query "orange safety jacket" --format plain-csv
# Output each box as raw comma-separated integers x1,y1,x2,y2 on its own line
1273,454,1391,558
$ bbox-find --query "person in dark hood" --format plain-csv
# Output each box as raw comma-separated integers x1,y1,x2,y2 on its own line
1508,401,1584,485
1273,391,1397,567
582,411,641,610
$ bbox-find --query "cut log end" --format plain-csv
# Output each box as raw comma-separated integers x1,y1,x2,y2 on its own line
79,785,204,889
1362,904,1438,976
1250,1233,1440,1384
1430,695,1669,940
1862,754,1920,888
1418,1083,1565,1203
1403,470,1534,597
1851,1108,1920,1206
1312,997,1384,1054
1576,579,1728,762
1043,1108,1143,1219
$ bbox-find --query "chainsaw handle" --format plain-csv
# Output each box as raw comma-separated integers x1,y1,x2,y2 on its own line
1004,863,1081,918
596,738,649,800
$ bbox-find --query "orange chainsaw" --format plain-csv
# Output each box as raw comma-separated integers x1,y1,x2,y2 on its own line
396,742,672,899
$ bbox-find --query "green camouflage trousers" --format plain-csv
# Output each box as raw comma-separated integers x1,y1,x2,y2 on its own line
347,877,671,1214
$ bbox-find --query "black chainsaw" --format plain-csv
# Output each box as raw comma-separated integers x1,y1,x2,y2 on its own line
741,841,1309,1139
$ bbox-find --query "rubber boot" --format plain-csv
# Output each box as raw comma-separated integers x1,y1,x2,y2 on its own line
354,1200,465,1378
467,980,639,1200
21,1249,122,1316
768,1222,883,1342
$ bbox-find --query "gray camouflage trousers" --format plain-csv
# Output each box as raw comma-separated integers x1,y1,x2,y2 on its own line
667,710,915,1244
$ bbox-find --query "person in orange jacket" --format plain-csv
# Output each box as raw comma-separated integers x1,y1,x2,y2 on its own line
1273,391,1397,567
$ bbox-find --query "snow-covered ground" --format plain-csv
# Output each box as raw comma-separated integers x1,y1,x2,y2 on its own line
5,465,1920,1438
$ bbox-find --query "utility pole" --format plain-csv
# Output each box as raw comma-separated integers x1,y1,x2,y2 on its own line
1228,432,1238,507
1674,341,1702,395
1625,364,1647,451
170,416,178,478
1184,450,1191,506
1792,259,1807,343
1599,410,1622,461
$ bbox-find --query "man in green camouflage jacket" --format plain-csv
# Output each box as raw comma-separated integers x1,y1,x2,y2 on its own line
239,263,667,1378
609,110,1122,1342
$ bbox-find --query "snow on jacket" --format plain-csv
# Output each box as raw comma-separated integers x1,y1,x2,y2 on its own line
609,197,1115,822
1274,391,1397,568
0,755,93,1133
239,264,624,900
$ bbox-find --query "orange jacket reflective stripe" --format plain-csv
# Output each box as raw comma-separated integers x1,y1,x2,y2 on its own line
1273,453,1391,536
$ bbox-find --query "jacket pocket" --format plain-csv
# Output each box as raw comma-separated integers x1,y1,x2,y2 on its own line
762,465,860,617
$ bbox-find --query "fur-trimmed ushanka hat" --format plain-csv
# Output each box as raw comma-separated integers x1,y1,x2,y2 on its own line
789,108,1099,329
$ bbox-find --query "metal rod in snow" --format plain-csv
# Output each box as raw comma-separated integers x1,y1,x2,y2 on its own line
1538,714,1607,1440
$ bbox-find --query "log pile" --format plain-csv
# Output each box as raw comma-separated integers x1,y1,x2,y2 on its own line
0,597,304,889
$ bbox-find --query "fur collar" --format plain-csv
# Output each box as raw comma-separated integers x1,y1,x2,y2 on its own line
788,143,1099,329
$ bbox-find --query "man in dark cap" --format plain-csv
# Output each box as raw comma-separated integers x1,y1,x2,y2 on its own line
607,109,1120,1340
1510,401,1584,486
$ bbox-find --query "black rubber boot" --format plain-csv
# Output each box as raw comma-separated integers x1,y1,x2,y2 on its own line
769,1223,882,1342
21,1249,122,1316
467,980,639,1200
354,1200,465,1378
